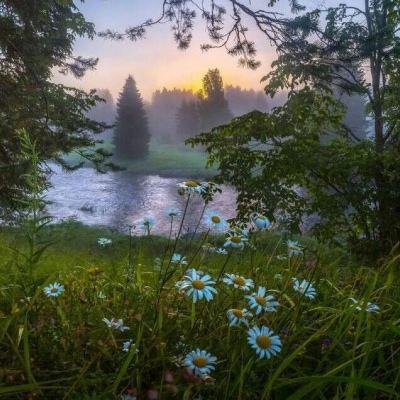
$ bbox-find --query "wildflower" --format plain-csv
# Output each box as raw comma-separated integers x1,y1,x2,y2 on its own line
215,247,228,255
349,297,380,313
183,268,204,277
227,308,252,327
97,237,112,247
141,216,155,233
224,228,249,249
171,253,188,265
43,282,65,298
122,339,138,353
223,273,254,291
292,278,317,299
184,349,217,377
246,286,279,315
165,207,180,218
287,239,303,256
122,340,133,352
204,210,228,231
247,325,282,359
177,180,207,195
102,318,129,332
176,269,217,302
252,213,271,230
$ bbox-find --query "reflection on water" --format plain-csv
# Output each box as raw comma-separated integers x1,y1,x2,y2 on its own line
46,164,237,235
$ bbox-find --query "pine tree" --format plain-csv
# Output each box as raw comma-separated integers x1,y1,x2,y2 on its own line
197,69,233,131
176,100,200,142
114,76,150,159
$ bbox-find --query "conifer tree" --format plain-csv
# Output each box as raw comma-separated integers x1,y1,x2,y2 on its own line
176,99,200,142
114,76,150,159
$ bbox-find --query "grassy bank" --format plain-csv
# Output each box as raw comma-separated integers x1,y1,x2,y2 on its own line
64,139,217,178
0,219,399,399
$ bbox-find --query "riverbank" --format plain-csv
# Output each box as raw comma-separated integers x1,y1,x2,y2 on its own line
64,139,217,178
0,220,398,398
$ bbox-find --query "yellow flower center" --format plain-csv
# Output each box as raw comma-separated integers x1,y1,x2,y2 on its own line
192,280,205,290
193,356,207,368
50,287,58,293
256,335,272,349
255,296,266,305
230,236,242,243
211,215,221,224
232,309,243,318
233,276,246,286
186,180,199,188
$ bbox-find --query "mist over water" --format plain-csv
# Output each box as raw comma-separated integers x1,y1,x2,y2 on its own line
45,164,237,235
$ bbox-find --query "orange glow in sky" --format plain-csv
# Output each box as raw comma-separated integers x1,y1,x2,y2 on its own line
52,1,277,101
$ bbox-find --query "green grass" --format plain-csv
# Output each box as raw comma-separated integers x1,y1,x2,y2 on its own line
64,140,217,178
0,219,399,399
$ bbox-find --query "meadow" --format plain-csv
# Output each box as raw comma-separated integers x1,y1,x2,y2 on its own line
64,139,217,178
0,181,399,400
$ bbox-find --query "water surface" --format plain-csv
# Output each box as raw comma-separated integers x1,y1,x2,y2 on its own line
46,164,237,235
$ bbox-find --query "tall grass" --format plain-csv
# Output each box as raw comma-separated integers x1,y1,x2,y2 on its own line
0,133,399,399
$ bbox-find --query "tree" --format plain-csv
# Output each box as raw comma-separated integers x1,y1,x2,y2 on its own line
115,0,400,260
225,85,268,116
103,1,400,259
148,88,196,143
184,1,400,260
87,89,116,126
113,76,150,159
197,69,233,131
0,0,113,218
176,99,200,142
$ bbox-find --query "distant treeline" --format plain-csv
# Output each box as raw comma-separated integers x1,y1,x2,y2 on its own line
89,68,367,148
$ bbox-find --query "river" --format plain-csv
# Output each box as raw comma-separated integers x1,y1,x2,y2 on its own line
45,164,237,235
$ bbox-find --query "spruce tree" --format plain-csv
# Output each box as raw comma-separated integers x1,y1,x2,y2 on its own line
114,76,150,159
176,100,200,142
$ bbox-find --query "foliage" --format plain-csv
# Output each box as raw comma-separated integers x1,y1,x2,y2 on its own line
175,99,200,141
197,68,233,132
149,87,197,143
113,76,151,159
224,85,268,116
0,0,115,218
0,199,399,398
110,1,400,259
87,89,116,127
170,0,400,261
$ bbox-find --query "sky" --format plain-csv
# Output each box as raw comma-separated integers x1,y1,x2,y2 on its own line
54,0,362,102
